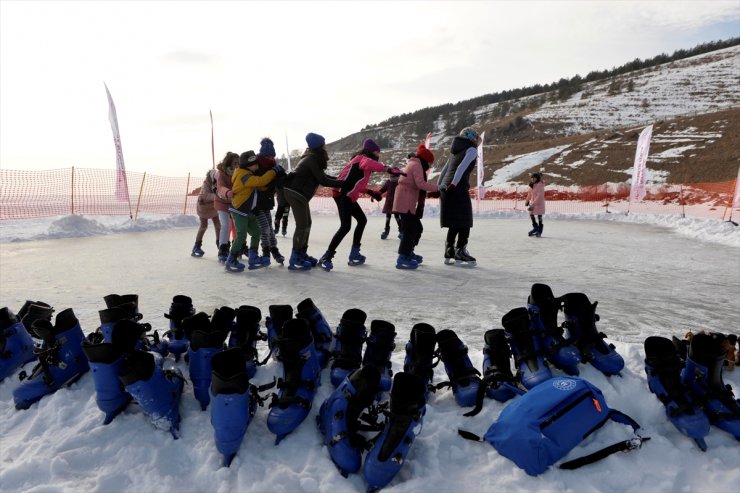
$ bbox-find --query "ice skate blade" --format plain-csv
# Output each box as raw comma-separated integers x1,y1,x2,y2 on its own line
455,260,477,267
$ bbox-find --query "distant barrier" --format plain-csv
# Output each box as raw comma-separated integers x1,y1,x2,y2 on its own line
1,167,737,221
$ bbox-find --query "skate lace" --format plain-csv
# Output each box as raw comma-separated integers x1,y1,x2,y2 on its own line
19,339,65,385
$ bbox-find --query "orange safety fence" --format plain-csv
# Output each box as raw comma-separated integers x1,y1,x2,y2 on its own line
1,168,737,222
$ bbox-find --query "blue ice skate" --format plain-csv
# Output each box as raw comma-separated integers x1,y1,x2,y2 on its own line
644,336,710,450
482,329,523,403
318,366,382,476
435,329,482,408
527,283,581,375
163,295,196,362
363,372,426,492
330,309,367,387
265,304,293,359
0,307,36,382
267,319,321,444
296,298,334,368
682,333,740,440
502,307,552,389
403,323,437,401
231,305,264,379
561,293,624,376
362,320,396,392
186,308,234,410
13,308,89,410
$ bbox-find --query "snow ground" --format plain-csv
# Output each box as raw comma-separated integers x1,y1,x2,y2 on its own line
0,213,739,493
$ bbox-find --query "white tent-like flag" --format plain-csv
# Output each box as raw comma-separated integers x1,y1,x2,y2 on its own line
424,132,432,150
477,131,486,200
210,110,215,169
732,166,740,209
630,125,653,203
104,83,130,205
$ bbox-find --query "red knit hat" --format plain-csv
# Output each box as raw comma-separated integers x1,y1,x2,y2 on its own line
416,144,435,164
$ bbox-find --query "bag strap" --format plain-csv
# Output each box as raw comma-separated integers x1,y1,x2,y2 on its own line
559,409,649,470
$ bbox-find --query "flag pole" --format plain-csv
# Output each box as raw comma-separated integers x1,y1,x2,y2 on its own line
210,110,215,169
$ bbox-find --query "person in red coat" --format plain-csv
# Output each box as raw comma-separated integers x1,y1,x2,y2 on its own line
392,144,439,269
525,172,546,237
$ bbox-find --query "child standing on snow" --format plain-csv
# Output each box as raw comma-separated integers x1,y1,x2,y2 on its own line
253,138,285,266
191,168,221,257
378,175,403,240
525,172,545,237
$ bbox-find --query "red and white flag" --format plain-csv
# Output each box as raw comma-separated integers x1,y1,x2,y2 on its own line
210,109,215,169
733,166,740,209
424,132,431,150
105,83,129,202
630,125,653,203
477,131,486,200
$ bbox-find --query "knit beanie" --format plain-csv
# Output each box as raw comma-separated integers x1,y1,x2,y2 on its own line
416,144,435,165
459,127,480,142
362,138,381,154
258,138,276,157
305,132,325,149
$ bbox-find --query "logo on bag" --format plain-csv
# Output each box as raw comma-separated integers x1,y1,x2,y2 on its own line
552,378,576,391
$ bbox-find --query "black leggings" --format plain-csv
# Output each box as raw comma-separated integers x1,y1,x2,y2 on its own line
446,227,470,249
384,213,403,232
530,214,543,227
398,213,422,256
328,196,366,251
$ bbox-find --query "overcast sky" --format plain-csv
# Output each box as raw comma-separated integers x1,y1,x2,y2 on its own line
1,0,738,177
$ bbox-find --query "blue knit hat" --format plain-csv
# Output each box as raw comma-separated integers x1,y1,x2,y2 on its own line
258,138,276,157
305,132,325,149
362,138,381,154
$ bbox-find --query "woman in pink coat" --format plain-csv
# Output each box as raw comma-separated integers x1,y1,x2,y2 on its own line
191,169,221,257
318,138,403,270
392,144,439,269
214,152,240,261
525,172,546,237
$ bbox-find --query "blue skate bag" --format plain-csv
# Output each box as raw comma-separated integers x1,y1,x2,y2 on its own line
459,377,648,476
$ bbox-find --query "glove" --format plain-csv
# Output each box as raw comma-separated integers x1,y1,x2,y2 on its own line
386,166,407,176
273,164,286,177
528,206,533,212
367,189,383,202
446,183,456,193
415,203,425,217
427,191,440,199
525,201,530,207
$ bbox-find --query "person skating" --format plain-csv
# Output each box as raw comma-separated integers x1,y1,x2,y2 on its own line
392,144,439,269
525,172,545,237
318,139,404,270
378,175,403,240
214,152,240,262
191,169,221,257
282,133,344,270
253,138,285,265
437,127,481,266
225,151,282,272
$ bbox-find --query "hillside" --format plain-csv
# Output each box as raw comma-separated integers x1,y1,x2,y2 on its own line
326,44,740,187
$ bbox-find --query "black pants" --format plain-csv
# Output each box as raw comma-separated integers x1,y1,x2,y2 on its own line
384,213,403,233
328,196,366,252
398,213,422,256
530,214,543,227
284,188,311,251
275,203,290,230
446,227,470,249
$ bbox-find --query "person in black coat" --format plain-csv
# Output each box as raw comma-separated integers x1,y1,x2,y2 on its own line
437,127,481,264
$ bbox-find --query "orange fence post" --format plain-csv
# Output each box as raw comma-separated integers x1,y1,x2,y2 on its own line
183,173,191,215
71,166,75,216
134,172,146,222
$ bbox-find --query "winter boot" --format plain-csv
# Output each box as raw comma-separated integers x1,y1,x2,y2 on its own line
535,224,544,237
210,348,255,467
217,242,230,263
13,308,89,410
362,320,396,392
288,248,311,271
0,307,36,383
267,318,321,443
454,245,477,266
270,246,285,265
163,295,196,362
380,227,390,240
527,283,581,375
296,298,334,369
395,254,419,270
191,240,205,257
444,242,456,265
318,365,383,476
348,244,366,266
644,336,710,450
330,308,368,387
363,372,426,491
403,323,438,397
561,293,624,376
435,329,482,407
80,319,146,424
482,329,521,403
266,304,294,358
248,248,268,270
302,247,319,268
318,250,335,271
186,308,234,410
682,333,740,440
501,307,552,389
119,350,184,437
231,305,264,379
